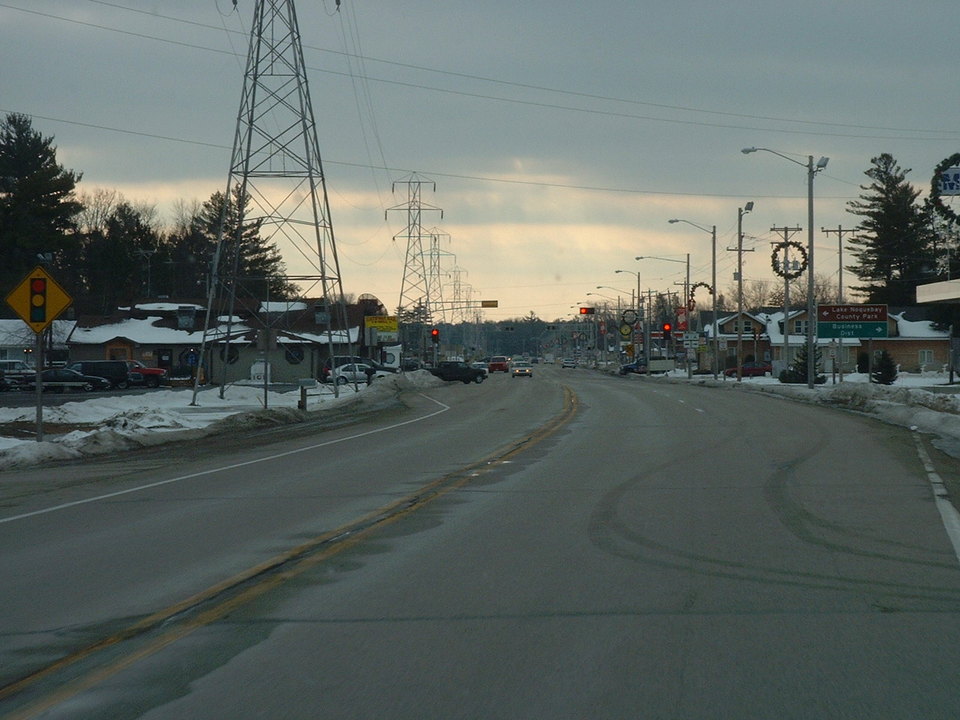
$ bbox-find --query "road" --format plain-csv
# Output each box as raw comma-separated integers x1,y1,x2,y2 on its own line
2,366,960,718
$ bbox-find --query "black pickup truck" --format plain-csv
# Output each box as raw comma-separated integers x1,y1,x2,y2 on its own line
428,361,487,384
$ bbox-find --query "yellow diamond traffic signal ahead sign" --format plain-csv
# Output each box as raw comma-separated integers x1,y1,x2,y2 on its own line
5,266,72,334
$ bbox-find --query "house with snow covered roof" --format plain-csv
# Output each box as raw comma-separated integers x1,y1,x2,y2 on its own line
66,298,368,384
706,306,950,374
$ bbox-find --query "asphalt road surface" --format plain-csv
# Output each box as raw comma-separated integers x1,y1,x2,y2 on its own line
2,366,960,719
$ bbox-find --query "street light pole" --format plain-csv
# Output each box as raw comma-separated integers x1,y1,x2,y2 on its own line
667,220,717,379
636,254,691,378
736,202,753,382
743,147,828,389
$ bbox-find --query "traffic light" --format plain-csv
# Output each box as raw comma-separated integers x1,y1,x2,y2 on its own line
29,276,47,324
430,327,440,344
579,307,595,315
661,321,672,340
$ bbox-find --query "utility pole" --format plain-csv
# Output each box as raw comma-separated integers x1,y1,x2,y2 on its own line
771,226,802,376
728,202,754,381
822,225,857,382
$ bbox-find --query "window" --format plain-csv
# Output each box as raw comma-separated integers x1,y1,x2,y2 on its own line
919,349,934,366
793,319,808,336
733,320,753,334
284,344,305,364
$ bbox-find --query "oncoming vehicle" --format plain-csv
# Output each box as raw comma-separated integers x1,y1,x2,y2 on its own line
561,358,577,368
24,368,111,393
511,361,533,378
488,356,510,373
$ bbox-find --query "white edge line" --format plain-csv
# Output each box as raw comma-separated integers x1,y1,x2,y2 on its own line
0,393,451,525
913,434,960,566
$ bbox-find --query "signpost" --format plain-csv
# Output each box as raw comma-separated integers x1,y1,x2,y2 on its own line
5,266,73,442
817,304,888,339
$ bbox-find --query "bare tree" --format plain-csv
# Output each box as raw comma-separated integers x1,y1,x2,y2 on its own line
75,188,119,234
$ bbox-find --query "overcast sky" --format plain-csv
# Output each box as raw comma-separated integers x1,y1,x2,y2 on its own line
2,0,958,321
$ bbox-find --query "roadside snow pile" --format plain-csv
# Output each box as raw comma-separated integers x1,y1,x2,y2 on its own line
0,372,445,470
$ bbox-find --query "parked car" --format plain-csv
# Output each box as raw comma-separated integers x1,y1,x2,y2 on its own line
0,359,35,387
724,361,773,378
320,355,396,382
124,360,168,388
23,368,111,393
561,358,577,368
488,356,510,373
330,363,388,385
511,361,533,378
0,373,11,392
66,360,131,389
619,360,646,375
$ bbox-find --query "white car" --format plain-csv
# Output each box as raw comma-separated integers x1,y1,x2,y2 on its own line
330,363,388,385
511,361,533,378
561,358,577,368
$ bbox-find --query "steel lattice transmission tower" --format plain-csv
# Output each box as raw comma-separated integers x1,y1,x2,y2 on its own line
197,0,348,398
388,174,442,323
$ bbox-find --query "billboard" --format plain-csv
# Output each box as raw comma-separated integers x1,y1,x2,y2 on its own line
938,166,960,196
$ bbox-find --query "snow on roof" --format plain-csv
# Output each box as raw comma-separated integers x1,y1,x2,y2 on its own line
67,316,360,346
891,313,947,339
68,316,211,345
132,302,205,311
261,301,308,313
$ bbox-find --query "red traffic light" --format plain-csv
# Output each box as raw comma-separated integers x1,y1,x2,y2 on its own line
430,327,440,343
661,322,672,338
29,276,47,323
579,307,595,315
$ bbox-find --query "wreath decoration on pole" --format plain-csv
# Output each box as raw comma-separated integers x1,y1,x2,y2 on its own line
688,281,713,311
771,241,807,280
929,153,960,225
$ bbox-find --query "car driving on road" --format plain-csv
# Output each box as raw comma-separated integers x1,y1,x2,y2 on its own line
511,361,533,378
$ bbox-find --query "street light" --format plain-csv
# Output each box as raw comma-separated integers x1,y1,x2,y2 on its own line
735,202,754,382
636,254,691,378
668,218,718,379
742,147,828,389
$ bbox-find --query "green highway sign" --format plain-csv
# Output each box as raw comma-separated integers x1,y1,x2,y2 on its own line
817,321,888,339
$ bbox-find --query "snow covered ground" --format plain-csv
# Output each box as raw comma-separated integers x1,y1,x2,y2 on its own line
0,367,958,472
0,371,446,470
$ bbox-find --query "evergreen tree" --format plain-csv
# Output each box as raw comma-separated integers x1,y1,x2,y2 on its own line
779,342,825,384
0,113,83,294
871,350,898,385
197,187,297,300
846,154,934,305
78,201,161,313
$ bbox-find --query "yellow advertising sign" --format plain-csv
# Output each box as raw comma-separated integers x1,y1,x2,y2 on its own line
365,315,399,333
5,266,72,334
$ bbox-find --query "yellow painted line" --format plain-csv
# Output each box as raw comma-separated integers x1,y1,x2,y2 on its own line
3,386,578,718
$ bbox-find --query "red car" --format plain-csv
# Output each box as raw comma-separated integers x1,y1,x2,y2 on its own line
125,360,168,388
487,356,510,373
724,361,772,378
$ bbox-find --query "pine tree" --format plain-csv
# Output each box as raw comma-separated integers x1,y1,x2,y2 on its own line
846,154,934,305
197,187,297,300
779,342,825,384
871,350,898,385
0,113,83,294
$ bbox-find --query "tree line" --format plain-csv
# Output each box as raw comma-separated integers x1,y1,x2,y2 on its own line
1,112,957,326
0,113,295,318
